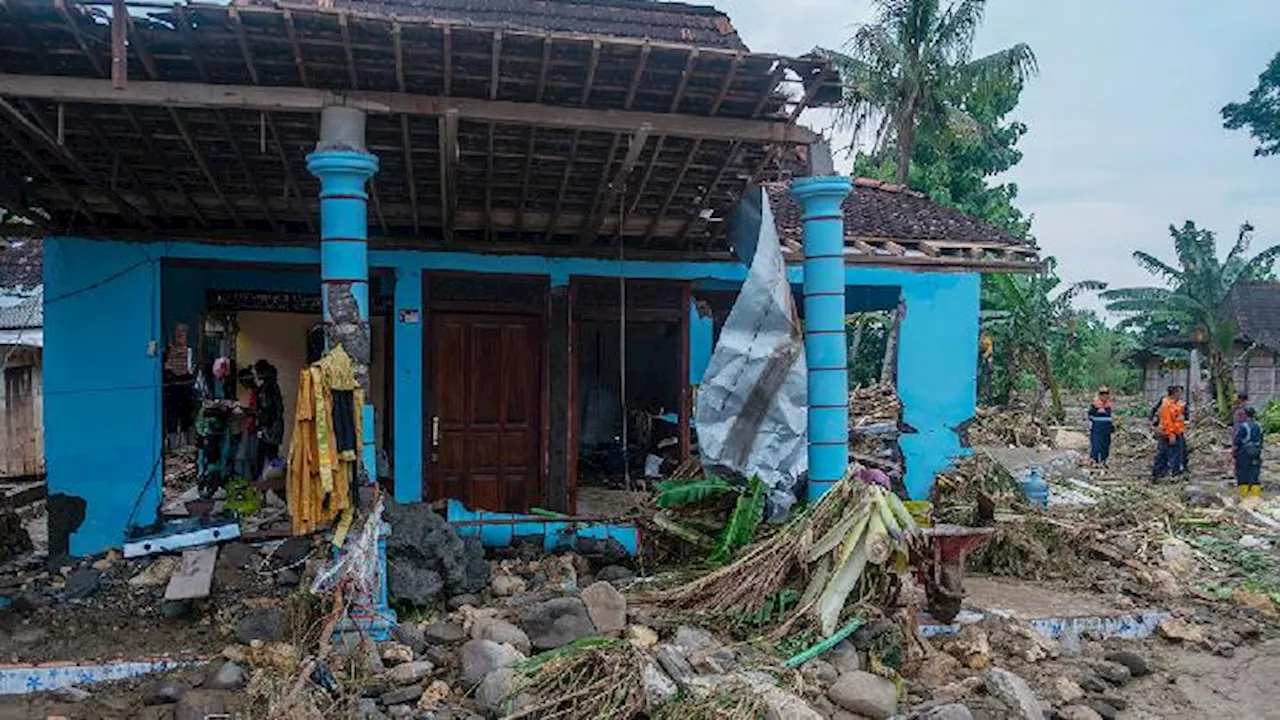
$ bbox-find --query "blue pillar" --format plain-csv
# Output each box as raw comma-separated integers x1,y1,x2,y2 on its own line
392,267,424,504
307,111,394,640
689,300,713,386
792,176,853,502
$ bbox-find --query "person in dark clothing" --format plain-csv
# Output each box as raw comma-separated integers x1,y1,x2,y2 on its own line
1232,392,1250,433
1087,387,1115,467
1152,385,1189,481
1233,406,1264,502
253,360,285,480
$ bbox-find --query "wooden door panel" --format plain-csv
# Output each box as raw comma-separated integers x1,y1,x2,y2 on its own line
429,311,542,512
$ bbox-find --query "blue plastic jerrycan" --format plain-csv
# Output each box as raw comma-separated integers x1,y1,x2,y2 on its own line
1019,466,1049,509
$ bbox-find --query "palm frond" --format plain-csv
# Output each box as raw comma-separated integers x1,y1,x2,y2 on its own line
1225,221,1256,266
933,0,987,60
654,477,737,509
1130,251,1182,284
957,43,1038,90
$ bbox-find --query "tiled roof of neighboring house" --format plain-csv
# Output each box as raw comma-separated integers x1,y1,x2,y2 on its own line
1226,282,1280,352
0,239,41,294
764,178,1038,267
240,0,747,50
0,294,41,331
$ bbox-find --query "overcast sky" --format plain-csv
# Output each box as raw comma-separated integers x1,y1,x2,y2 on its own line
717,0,1280,310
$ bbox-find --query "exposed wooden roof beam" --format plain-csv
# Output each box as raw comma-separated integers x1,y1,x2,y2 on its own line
625,42,651,109
580,124,650,246
0,121,98,225
400,116,420,235
644,138,700,246
581,40,601,106
0,75,822,145
489,31,503,101
516,38,552,238
437,109,458,242
339,12,359,89
544,130,581,243
110,0,126,89
670,49,700,113
484,123,495,241
442,26,453,96
283,10,311,88
675,141,743,246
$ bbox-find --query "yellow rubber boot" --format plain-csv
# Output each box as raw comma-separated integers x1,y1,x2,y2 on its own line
1240,485,1251,501
1251,485,1263,499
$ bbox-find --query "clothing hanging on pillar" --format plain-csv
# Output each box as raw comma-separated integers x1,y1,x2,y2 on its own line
286,344,364,535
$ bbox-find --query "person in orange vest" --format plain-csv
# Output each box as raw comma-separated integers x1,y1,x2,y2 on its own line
1086,387,1115,467
1151,385,1188,481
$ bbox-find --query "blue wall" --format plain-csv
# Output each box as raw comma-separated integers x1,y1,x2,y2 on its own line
44,236,979,553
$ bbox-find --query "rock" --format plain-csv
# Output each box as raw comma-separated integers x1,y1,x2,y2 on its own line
460,639,525,688
236,607,286,644
627,624,659,649
519,597,597,650
52,687,92,703
983,668,1043,720
205,661,248,691
386,705,415,719
824,640,863,674
1182,486,1224,508
416,679,451,711
827,671,898,719
1102,650,1150,677
1157,617,1208,645
1058,706,1104,720
386,504,490,603
91,549,120,570
1052,676,1085,703
130,556,181,587
220,542,257,570
1080,698,1119,720
673,625,721,654
1232,588,1279,619
932,677,983,704
915,704,974,720
476,668,533,716
1158,538,1195,575
1076,672,1109,694
800,658,839,687
1085,659,1131,686
596,565,635,582
580,581,627,636
391,624,427,656
62,567,102,599
421,621,466,644
914,653,960,689
387,660,434,686
275,568,300,588
11,626,46,644
736,671,825,720
174,690,228,720
447,593,479,610
380,683,425,706
160,600,192,620
8,591,46,613
475,618,532,655
654,644,696,687
356,698,384,719
1138,568,1181,599
490,573,528,597
381,643,415,666
145,681,191,705
641,662,678,709
943,625,991,669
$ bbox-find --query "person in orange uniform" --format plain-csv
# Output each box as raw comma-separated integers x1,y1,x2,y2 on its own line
1151,385,1188,481
1086,387,1115,467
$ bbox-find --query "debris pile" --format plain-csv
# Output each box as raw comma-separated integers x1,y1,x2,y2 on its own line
967,405,1053,448
385,502,490,606
849,384,902,429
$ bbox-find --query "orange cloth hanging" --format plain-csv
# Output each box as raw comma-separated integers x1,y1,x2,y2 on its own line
286,351,358,535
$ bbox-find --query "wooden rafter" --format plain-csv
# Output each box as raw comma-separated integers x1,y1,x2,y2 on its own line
484,123,495,241
580,125,651,245
544,131,582,243
393,22,420,235
282,10,311,88
644,138,700,246
625,42,651,109
437,109,458,241
0,75,821,145
228,7,313,234
442,26,453,96
582,40,602,106
339,12,359,89
516,38,552,237
489,31,503,101
0,121,97,225
177,5,280,233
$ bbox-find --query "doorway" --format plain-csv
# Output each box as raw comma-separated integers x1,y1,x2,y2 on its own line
427,312,543,512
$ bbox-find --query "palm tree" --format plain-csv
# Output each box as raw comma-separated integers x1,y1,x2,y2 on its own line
824,0,1037,185
982,259,1105,421
1104,221,1280,417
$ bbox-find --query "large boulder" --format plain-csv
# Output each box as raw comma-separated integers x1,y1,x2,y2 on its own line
580,581,627,636
827,671,897,719
474,618,532,655
983,667,1043,720
386,504,490,606
235,607,287,644
519,597,597,650
460,639,525,688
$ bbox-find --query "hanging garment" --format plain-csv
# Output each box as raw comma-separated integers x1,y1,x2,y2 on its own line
285,346,364,535
331,390,358,457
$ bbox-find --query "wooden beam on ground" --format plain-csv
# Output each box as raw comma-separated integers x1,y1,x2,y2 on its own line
0,75,821,145
579,124,651,245
164,546,217,601
438,109,458,241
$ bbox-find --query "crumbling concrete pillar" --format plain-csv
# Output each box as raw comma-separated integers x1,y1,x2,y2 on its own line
791,175,853,502
306,106,379,484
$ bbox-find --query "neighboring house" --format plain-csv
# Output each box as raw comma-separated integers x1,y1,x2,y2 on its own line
0,240,43,479
0,0,1038,554
1138,282,1280,405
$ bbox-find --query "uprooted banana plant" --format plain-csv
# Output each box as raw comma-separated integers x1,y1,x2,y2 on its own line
648,472,918,637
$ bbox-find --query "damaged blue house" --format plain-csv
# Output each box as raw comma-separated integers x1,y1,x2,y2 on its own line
0,0,1039,555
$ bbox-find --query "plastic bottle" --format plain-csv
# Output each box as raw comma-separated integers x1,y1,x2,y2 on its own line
1020,466,1048,509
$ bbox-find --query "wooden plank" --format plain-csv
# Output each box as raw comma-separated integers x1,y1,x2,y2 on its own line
110,0,127,89
579,125,651,245
164,546,218,601
0,74,821,144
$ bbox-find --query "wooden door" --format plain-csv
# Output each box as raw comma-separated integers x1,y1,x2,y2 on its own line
429,312,542,512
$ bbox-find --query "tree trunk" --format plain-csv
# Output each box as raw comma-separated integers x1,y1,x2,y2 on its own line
880,305,901,386
894,119,915,185
849,319,865,387
1206,345,1235,420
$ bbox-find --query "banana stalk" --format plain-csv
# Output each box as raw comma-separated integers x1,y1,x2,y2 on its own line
817,527,870,635
884,490,918,532
798,555,831,610
873,491,905,545
863,507,892,565
808,497,867,563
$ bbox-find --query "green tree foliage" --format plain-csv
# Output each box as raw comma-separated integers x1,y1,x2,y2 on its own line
1051,311,1140,394
981,259,1105,420
1104,221,1280,417
855,73,1032,237
823,0,1037,185
1222,50,1280,157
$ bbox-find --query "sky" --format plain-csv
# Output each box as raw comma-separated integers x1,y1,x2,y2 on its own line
716,0,1280,312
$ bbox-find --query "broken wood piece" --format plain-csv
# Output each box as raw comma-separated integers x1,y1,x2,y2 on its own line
165,546,218,601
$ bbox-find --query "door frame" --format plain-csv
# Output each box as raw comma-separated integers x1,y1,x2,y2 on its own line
421,271,549,507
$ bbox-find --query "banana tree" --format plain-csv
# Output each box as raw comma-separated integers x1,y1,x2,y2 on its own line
1104,221,1280,418
982,259,1105,420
